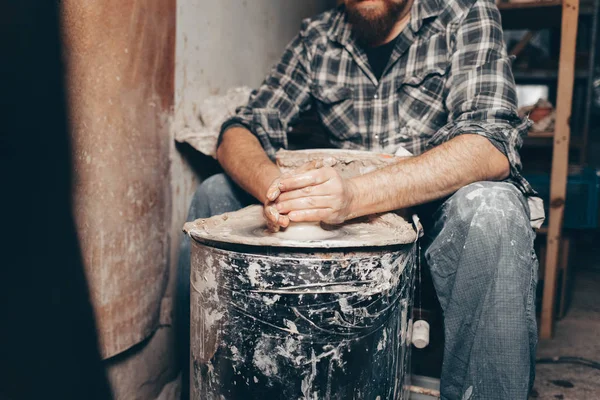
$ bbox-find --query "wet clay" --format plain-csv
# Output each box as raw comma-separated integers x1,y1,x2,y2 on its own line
276,149,404,180
272,222,338,241
183,205,419,249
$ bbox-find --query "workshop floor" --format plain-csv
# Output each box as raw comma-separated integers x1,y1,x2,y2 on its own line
531,266,600,399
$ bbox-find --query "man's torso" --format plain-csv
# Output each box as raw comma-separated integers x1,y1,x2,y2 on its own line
303,0,468,156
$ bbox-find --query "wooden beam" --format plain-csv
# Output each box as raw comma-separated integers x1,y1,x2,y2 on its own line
497,0,562,10
558,235,571,318
499,2,563,29
540,0,579,339
509,31,535,57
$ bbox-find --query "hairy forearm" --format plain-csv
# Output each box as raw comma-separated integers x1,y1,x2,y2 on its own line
216,127,280,203
348,134,510,218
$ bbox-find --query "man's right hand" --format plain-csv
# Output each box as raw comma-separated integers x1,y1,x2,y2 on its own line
263,160,325,232
217,127,338,232
263,176,290,232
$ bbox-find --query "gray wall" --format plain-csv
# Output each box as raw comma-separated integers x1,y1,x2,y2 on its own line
165,1,336,398
170,0,336,290
174,0,335,134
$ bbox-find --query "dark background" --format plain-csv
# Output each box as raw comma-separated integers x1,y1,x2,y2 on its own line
0,1,112,399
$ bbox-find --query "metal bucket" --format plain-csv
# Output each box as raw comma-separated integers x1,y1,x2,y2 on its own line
184,150,419,399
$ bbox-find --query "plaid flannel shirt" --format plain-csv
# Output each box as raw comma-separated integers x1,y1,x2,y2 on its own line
220,0,543,224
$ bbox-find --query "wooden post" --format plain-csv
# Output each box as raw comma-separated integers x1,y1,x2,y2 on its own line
540,0,580,339
558,235,571,318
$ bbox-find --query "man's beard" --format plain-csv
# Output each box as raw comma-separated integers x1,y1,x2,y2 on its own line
345,0,408,46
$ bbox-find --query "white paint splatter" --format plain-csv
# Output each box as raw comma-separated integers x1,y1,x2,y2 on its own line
230,345,243,365
465,185,514,201
253,337,278,377
203,309,224,329
400,300,408,345
338,297,352,314
200,261,218,292
262,294,280,305
300,349,318,400
248,262,261,286
275,336,304,365
377,329,388,351
461,386,473,400
284,319,299,335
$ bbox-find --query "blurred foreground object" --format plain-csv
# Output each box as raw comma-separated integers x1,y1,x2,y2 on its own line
0,1,112,399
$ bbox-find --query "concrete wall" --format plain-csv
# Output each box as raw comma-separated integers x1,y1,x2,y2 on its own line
61,0,334,398
169,0,336,311
167,3,335,397
174,0,335,134
171,0,337,296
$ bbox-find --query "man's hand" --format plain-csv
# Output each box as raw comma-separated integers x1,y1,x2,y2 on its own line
262,160,324,231
263,175,290,232
274,163,358,225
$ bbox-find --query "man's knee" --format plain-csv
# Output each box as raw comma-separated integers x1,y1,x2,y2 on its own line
188,173,246,219
427,183,538,315
428,182,535,283
193,173,230,201
442,182,531,239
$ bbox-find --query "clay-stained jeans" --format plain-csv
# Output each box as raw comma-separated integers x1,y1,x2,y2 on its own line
177,174,538,400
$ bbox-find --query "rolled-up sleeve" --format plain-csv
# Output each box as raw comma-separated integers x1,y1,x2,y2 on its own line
430,0,532,192
218,26,313,160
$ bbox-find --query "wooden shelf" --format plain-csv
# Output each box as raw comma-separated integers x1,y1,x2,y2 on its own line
513,68,590,81
527,131,556,138
523,133,583,148
498,0,594,15
499,1,563,28
499,0,584,339
499,0,594,29
497,0,562,10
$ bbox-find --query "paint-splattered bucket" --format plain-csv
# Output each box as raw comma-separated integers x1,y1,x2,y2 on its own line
184,150,419,400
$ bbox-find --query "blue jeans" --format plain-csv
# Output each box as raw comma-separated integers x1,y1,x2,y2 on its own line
177,174,538,400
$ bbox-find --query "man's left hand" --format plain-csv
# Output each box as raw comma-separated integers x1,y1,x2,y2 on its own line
275,165,358,224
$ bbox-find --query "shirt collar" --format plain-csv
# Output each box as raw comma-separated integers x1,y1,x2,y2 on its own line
410,0,444,32
329,6,353,47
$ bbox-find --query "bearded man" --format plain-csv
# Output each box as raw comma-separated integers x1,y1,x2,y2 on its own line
179,0,543,398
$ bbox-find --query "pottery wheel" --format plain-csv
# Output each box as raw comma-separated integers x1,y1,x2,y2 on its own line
183,205,419,248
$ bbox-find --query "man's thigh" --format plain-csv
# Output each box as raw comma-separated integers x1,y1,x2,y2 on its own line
186,173,258,221
420,181,536,308
420,181,532,247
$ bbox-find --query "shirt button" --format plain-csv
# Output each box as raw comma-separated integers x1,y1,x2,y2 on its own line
375,134,379,139
373,94,378,99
